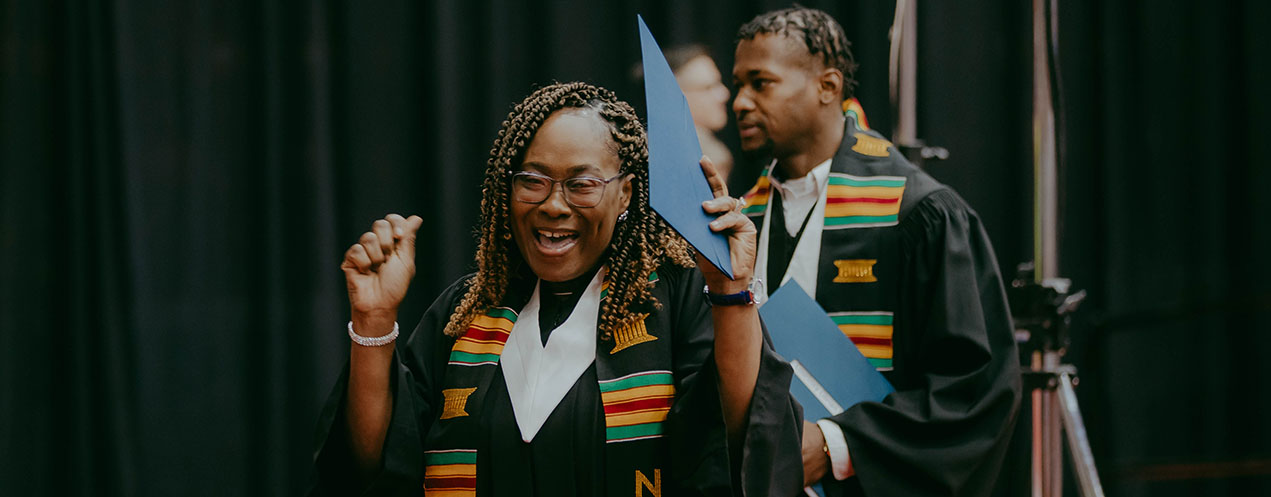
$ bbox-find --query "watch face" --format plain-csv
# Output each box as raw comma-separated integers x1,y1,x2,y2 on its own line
750,278,767,304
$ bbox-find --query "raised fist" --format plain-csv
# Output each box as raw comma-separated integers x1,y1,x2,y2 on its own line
341,214,424,328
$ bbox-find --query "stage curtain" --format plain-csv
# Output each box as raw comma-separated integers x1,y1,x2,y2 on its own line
1,0,1267,495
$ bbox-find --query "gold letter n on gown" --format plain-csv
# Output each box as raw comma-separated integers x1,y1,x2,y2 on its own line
635,469,661,497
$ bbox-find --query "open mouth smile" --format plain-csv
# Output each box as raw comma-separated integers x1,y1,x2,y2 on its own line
534,228,579,256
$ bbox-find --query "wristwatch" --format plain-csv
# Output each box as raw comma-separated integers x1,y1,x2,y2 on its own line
703,278,766,306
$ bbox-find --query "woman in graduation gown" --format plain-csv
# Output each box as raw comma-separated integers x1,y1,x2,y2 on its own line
310,82,803,496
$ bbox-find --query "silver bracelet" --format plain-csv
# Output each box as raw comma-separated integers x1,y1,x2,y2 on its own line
347,320,399,347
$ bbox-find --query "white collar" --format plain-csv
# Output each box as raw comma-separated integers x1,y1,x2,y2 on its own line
755,158,831,299
767,157,832,200
767,158,832,237
500,270,603,442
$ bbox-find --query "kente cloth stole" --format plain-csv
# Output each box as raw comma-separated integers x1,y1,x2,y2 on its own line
423,271,677,496
739,153,906,371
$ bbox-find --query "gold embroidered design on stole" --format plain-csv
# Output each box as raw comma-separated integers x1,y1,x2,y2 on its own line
610,314,656,354
851,133,892,157
833,259,878,283
439,387,478,420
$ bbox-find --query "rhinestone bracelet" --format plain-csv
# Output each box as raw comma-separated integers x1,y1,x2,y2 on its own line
347,320,399,347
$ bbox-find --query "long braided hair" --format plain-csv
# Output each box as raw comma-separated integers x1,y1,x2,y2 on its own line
443,82,694,339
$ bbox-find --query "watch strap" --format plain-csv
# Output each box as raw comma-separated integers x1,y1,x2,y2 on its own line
703,285,758,306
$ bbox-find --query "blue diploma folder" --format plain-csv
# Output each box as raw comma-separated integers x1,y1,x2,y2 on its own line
637,15,734,278
759,282,895,421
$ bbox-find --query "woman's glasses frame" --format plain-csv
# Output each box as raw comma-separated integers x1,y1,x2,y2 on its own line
509,170,629,208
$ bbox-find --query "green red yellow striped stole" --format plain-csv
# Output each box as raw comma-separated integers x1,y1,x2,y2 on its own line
740,169,772,218
842,97,870,131
828,311,893,370
448,307,517,367
739,170,906,230
423,449,477,496
598,269,660,300
824,173,906,229
599,370,675,443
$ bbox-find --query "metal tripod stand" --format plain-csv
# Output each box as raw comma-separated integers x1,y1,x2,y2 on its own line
1010,266,1103,497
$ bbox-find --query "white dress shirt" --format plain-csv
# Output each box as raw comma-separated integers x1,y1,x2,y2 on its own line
767,158,832,237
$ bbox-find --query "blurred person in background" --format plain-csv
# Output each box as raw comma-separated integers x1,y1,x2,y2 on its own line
639,44,735,180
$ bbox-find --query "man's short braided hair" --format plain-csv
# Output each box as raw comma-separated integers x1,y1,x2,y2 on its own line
737,6,859,99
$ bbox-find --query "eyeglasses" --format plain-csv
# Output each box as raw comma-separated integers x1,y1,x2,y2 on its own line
509,170,628,208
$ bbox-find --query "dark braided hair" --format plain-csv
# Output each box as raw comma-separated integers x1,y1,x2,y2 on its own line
737,6,859,99
443,82,695,339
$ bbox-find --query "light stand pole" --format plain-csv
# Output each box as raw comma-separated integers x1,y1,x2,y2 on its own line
1014,1,1105,496
888,0,947,167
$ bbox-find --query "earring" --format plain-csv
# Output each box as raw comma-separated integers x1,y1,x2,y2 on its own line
618,210,628,222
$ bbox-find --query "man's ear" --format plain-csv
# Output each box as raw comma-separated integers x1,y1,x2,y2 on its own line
818,69,844,105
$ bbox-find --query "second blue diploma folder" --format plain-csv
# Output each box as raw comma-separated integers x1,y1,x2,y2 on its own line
759,281,895,421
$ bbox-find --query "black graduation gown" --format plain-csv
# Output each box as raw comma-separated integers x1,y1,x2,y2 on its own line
308,262,803,496
741,119,1022,497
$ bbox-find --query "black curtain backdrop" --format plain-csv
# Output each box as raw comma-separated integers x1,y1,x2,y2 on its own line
2,1,1268,495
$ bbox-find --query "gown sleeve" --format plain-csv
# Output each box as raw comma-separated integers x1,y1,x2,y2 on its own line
308,278,471,497
822,190,1022,497
662,265,805,497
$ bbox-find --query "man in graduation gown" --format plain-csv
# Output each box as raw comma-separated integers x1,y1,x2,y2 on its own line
731,7,1021,496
